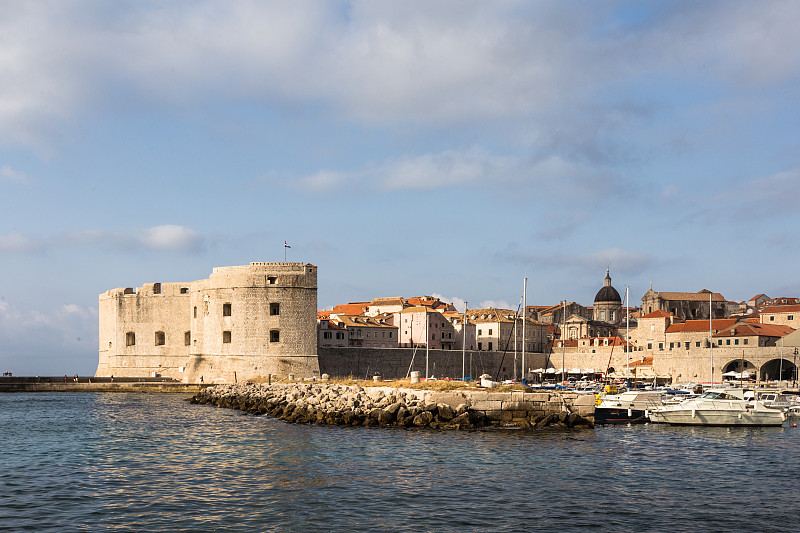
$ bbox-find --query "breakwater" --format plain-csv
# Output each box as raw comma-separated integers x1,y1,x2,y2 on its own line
190,382,595,429
0,376,209,393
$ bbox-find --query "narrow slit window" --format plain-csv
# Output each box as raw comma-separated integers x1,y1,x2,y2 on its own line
185,331,191,346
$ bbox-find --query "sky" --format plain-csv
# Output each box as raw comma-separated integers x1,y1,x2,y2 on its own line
2,0,800,375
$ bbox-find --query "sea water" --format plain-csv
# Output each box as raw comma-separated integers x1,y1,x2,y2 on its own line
1,392,798,532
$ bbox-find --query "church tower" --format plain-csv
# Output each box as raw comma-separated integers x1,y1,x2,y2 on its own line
593,268,622,324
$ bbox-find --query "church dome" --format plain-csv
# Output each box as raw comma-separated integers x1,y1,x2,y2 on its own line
594,269,621,304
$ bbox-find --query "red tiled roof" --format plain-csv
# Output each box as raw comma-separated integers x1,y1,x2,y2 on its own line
330,303,369,315
639,310,672,319
628,356,654,367
715,323,793,338
761,304,800,314
666,319,737,333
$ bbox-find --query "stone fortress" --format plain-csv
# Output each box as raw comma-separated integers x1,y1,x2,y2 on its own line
97,261,800,385
96,262,319,383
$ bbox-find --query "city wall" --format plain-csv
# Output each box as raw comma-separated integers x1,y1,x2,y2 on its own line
317,347,549,380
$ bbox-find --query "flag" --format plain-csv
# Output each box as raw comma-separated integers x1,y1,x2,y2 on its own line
284,241,291,248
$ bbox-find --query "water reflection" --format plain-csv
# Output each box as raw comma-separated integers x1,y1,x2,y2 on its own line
2,393,800,531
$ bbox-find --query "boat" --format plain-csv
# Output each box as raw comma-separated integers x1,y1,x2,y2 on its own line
649,388,785,427
594,390,665,424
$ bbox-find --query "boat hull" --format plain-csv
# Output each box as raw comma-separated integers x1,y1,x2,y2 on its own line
649,409,784,427
594,407,650,424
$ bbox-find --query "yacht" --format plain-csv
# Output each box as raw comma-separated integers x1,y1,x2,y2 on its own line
594,390,665,424
649,388,785,427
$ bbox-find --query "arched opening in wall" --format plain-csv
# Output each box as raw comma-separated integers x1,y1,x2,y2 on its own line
722,359,756,379
155,331,165,346
126,332,135,346
760,359,797,382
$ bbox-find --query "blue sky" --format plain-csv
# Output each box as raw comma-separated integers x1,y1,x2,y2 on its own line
2,1,800,375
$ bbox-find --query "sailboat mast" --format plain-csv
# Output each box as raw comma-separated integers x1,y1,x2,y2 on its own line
626,286,630,383
522,277,527,384
709,292,713,385
425,310,429,381
462,301,467,381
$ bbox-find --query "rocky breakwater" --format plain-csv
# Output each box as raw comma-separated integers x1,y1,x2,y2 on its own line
190,383,594,429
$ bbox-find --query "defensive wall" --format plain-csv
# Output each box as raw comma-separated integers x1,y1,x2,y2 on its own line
318,347,549,380
97,262,320,383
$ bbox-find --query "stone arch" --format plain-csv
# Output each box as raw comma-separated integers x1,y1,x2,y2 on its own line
722,359,756,373
759,358,798,382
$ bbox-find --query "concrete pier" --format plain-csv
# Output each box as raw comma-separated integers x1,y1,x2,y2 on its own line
0,376,209,393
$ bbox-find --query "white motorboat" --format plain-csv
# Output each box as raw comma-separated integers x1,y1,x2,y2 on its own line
594,390,665,424
649,388,785,427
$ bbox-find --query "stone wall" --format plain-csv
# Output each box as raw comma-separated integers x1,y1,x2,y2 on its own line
318,347,549,380
97,262,320,383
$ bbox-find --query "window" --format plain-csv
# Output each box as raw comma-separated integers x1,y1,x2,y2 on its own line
323,332,332,339
180,287,189,294
270,330,280,343
744,339,748,345
155,331,165,346
223,303,232,316
488,342,493,351
478,329,482,336
270,303,280,315
790,315,794,320
734,339,739,345
718,339,723,345
185,331,191,346
267,276,277,284
153,283,161,294
695,341,700,347
684,342,689,350
669,342,674,349
126,332,136,346
223,331,232,343
770,316,775,321
388,332,393,338
489,329,493,335
647,343,652,350
478,342,483,350
193,307,197,319
658,343,663,350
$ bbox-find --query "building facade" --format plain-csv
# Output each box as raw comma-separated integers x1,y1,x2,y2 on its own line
97,262,320,383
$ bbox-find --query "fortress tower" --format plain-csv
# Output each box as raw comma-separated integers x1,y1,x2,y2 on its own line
96,262,319,383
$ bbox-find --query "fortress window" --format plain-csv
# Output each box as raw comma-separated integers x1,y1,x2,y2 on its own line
185,331,191,346
180,287,189,294
223,303,232,317
267,276,277,285
223,331,232,344
153,283,161,294
270,330,280,343
155,331,165,346
193,307,197,319
126,332,136,346
270,303,280,316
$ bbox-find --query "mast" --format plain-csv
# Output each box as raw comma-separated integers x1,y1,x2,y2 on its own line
561,300,566,384
462,301,467,381
709,291,713,385
522,277,527,383
513,310,518,380
425,310,429,381
625,286,630,383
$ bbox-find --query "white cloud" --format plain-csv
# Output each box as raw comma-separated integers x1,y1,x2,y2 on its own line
3,1,797,149
0,165,28,183
0,225,204,254
479,299,513,311
0,232,43,253
138,225,204,252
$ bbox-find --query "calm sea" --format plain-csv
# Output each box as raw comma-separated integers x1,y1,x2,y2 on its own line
1,392,798,532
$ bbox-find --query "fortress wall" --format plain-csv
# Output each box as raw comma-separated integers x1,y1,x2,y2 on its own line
318,347,549,380
97,262,319,382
